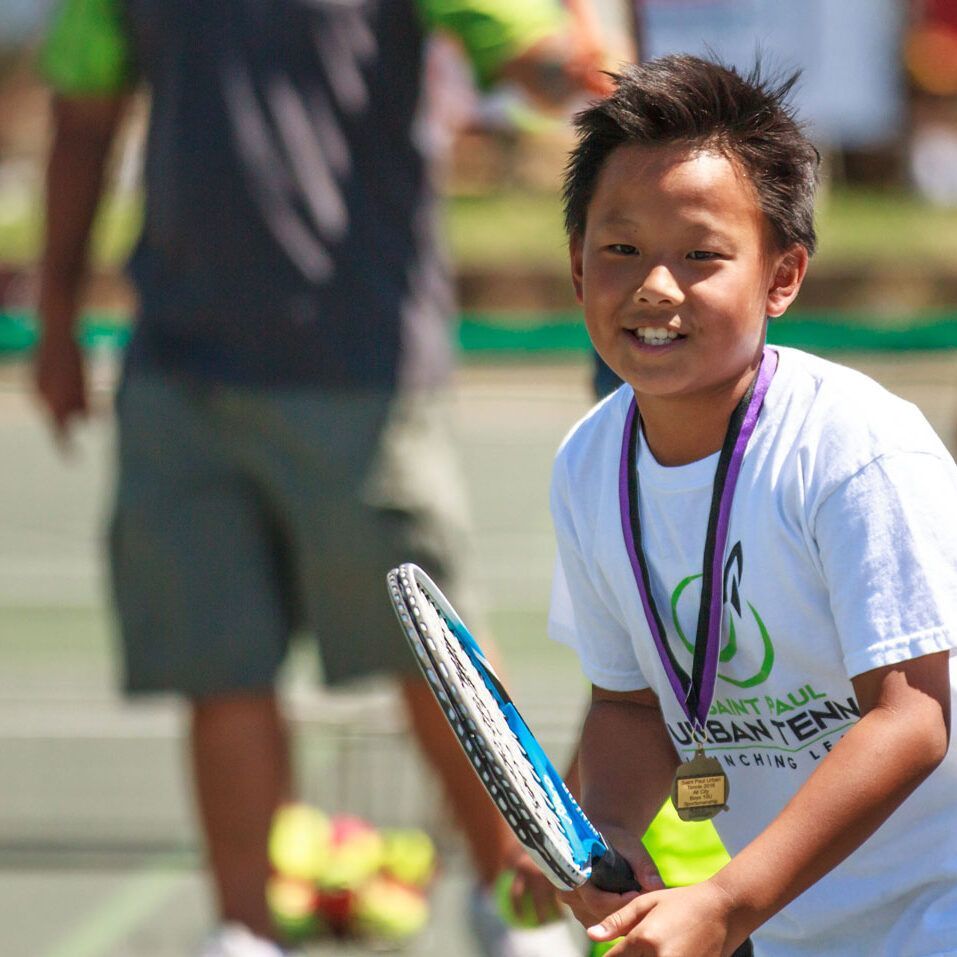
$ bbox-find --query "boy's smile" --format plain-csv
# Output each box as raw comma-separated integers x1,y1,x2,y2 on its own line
570,143,806,461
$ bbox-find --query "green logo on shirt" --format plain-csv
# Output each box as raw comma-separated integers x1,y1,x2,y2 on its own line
670,542,775,687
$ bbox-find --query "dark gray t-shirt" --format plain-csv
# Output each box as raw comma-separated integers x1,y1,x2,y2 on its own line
129,0,452,389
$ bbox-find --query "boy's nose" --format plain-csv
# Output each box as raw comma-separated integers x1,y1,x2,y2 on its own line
633,265,684,306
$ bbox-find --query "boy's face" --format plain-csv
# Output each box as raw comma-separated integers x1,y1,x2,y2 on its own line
570,143,806,405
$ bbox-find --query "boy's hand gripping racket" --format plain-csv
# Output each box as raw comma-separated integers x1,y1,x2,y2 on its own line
386,562,638,894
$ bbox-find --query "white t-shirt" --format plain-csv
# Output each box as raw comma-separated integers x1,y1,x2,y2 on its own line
549,347,957,957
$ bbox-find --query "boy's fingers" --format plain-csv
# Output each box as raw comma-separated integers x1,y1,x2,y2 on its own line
596,831,664,893
636,858,666,891
558,884,607,927
584,885,641,917
587,893,655,941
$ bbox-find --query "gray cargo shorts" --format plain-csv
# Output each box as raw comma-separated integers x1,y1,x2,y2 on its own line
109,371,478,695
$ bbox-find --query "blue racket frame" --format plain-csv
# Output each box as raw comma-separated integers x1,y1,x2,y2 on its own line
387,563,638,893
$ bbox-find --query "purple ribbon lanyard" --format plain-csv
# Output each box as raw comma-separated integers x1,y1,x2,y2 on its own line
618,348,778,733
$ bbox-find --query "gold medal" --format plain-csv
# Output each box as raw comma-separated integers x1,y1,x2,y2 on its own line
671,747,729,822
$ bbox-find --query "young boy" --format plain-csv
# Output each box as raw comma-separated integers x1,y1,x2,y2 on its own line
549,56,957,956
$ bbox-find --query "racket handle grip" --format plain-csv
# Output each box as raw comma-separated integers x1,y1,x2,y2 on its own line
590,846,642,893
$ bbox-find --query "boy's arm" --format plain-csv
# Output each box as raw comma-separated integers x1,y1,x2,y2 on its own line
588,651,951,956
711,651,950,943
559,685,679,927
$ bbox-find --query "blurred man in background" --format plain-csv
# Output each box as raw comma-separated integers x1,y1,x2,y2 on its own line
35,2,607,955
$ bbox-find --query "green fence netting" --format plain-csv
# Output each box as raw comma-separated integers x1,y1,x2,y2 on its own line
4,310,957,358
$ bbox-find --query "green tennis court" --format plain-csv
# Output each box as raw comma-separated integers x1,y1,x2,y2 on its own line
1,349,956,955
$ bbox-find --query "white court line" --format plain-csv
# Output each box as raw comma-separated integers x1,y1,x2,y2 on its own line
39,859,186,957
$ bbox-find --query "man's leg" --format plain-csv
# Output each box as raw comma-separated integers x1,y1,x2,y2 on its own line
399,675,512,886
401,675,587,957
190,691,291,941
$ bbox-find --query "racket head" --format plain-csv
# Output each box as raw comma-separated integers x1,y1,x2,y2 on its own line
387,562,609,891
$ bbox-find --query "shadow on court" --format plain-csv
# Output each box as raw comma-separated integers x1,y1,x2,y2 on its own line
1,352,955,956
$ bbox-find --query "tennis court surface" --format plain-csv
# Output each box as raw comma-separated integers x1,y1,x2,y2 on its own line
2,351,956,956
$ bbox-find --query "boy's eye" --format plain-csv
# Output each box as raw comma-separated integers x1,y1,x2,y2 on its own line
607,243,639,255
687,250,721,261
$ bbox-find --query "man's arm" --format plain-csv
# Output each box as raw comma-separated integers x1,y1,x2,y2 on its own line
587,652,951,956
36,94,128,441
36,0,135,441
418,0,612,103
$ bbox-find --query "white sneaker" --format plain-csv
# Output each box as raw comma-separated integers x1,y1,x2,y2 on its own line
199,923,298,957
468,887,583,957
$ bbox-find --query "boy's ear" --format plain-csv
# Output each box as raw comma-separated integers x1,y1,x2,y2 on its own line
766,244,809,318
569,231,584,304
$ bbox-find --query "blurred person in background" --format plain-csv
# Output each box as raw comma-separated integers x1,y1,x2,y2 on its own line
631,0,904,148
34,1,609,955
906,0,957,205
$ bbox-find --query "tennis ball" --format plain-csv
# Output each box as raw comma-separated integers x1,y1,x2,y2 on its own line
320,814,386,891
494,869,562,928
381,828,437,888
316,887,356,937
266,874,320,941
268,803,332,882
354,875,430,941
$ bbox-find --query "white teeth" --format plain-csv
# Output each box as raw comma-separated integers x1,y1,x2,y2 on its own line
634,327,679,345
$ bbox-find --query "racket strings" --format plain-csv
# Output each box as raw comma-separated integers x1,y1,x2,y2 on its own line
390,569,586,889
425,596,580,867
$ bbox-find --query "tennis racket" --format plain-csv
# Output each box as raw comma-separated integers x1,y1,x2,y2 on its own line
386,562,638,894
387,563,755,956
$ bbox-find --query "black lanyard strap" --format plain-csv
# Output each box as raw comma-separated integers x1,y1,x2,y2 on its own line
618,348,778,729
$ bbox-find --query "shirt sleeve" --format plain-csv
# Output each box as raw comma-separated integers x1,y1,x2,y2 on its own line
40,0,136,95
813,449,957,678
548,453,650,692
416,0,567,88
